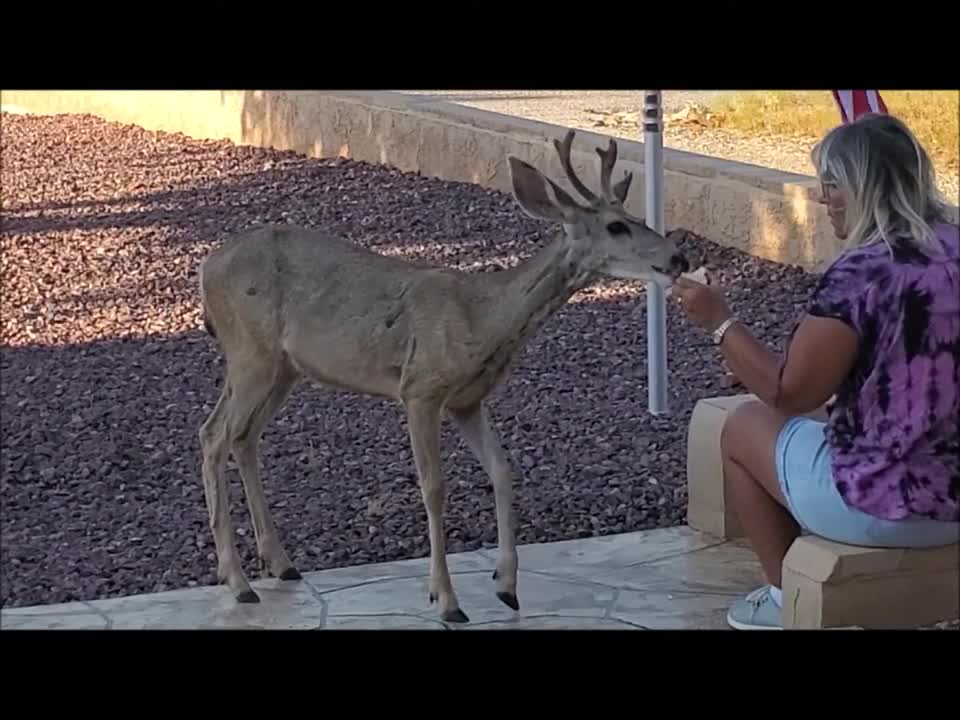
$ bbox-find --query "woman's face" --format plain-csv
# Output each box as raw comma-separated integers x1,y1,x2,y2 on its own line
820,180,849,239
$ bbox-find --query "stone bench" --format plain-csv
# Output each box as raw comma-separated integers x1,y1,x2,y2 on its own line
782,535,958,629
686,393,959,629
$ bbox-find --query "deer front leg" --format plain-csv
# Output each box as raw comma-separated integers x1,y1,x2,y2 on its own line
449,402,519,612
405,398,468,624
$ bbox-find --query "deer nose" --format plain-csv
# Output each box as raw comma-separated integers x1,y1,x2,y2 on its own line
670,253,690,274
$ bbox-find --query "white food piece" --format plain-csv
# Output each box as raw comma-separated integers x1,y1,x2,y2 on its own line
682,265,710,285
669,265,711,298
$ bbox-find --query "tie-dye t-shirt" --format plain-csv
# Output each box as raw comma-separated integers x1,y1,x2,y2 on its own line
807,221,960,522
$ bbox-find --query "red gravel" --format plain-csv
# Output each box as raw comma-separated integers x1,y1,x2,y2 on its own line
1,112,820,608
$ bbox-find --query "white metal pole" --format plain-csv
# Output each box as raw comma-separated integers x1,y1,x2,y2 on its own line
644,90,668,416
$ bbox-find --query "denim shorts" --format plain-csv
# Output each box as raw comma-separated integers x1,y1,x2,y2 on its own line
775,417,959,548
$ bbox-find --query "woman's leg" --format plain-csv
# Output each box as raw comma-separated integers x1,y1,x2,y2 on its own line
720,400,801,589
720,401,959,630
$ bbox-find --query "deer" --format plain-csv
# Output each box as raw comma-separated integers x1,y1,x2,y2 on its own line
197,128,690,624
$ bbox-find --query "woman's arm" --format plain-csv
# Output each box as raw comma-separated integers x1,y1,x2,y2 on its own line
671,277,859,416
717,314,858,415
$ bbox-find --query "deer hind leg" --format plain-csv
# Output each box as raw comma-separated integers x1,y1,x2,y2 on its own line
405,397,468,623
449,402,519,612
227,359,301,592
199,382,257,602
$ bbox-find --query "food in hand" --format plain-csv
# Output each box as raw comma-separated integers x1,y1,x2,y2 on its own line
681,265,710,285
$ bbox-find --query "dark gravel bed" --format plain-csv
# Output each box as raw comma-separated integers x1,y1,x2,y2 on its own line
0,112,824,609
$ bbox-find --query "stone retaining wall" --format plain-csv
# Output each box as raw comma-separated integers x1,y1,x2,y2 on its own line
8,90,948,270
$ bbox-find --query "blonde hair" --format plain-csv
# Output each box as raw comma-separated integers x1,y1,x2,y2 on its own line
811,112,950,255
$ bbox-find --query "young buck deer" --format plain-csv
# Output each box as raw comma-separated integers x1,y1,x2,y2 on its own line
197,129,689,623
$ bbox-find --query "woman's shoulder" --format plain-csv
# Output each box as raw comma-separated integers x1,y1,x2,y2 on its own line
831,221,959,273
820,241,890,288
931,221,960,256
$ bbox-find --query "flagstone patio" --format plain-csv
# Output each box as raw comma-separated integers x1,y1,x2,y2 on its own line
0,526,766,630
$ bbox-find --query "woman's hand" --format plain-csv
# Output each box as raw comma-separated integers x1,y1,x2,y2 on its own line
671,276,733,333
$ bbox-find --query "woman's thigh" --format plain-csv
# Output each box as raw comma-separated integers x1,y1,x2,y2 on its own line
776,417,960,548
721,400,791,507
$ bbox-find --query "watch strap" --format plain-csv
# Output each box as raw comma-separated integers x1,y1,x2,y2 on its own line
712,317,738,345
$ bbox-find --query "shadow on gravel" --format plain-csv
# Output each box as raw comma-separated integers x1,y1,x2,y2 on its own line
4,165,349,238
2,150,545,273
3,153,563,340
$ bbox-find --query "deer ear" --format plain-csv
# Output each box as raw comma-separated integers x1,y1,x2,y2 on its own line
508,156,581,222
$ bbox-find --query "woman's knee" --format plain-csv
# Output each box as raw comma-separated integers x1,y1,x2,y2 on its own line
720,400,774,460
720,400,793,500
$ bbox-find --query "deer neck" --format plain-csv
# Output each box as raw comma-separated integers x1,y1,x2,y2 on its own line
493,232,593,348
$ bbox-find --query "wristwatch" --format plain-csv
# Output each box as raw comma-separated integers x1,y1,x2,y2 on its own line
712,317,738,345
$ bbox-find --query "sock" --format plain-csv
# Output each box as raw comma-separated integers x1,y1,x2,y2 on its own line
769,585,783,607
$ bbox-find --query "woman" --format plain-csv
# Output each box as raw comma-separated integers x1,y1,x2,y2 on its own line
672,112,959,630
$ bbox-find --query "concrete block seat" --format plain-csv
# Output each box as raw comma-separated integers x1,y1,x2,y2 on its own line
686,394,959,629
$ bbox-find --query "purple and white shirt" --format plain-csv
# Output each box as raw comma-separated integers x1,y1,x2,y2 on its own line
808,221,960,522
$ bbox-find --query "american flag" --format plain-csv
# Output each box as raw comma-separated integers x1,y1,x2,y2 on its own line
831,90,888,123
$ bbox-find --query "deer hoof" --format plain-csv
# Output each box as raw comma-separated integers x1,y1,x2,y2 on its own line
496,591,520,612
236,589,261,604
492,569,499,580
442,608,470,624
429,592,437,604
279,567,302,581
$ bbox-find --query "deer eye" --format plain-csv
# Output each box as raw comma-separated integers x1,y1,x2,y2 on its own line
606,221,631,236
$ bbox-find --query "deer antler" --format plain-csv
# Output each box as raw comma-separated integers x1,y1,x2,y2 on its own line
610,171,634,205
553,130,599,205
596,138,618,199
597,138,633,205
553,130,633,207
